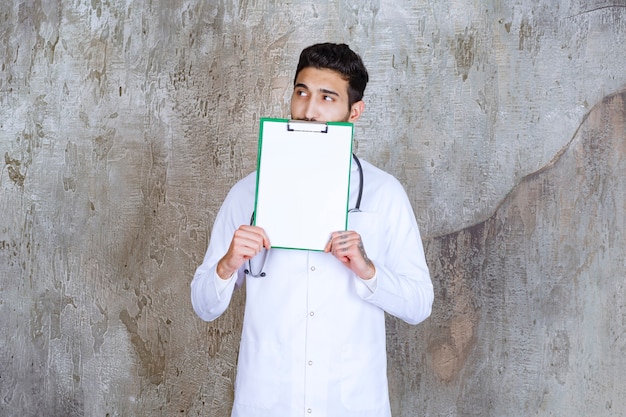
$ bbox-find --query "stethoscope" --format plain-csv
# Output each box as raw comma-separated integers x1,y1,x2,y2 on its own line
244,153,364,278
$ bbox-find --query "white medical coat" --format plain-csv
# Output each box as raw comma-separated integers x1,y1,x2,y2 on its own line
191,158,433,417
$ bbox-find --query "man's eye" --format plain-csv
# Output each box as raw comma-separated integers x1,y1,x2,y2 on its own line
323,95,333,102
297,90,308,97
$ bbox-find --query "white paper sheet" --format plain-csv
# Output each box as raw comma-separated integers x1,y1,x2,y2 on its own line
253,118,353,251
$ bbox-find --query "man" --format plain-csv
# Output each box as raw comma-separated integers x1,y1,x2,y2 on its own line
191,43,434,417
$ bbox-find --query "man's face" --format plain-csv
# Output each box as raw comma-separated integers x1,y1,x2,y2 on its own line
290,67,364,123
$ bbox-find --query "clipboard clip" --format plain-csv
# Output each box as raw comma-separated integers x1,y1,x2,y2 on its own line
287,120,328,133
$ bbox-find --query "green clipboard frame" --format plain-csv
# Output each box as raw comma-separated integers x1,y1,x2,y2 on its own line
252,118,354,251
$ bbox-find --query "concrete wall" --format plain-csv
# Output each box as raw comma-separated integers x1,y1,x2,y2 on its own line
1,1,625,416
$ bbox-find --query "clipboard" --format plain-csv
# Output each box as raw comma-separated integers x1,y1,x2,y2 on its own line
253,118,354,251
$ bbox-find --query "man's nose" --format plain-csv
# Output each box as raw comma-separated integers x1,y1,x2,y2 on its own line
304,100,318,121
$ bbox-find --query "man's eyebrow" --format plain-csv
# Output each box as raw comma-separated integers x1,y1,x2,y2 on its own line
294,83,340,97
319,88,339,97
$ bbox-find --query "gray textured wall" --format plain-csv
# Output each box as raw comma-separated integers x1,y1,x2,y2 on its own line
1,1,625,416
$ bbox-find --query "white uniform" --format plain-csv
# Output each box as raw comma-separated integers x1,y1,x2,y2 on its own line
191,158,433,417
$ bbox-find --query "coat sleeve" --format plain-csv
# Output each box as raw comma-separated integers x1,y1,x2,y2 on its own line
190,177,253,322
354,176,434,325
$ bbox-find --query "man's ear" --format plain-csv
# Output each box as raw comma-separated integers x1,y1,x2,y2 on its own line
348,100,365,122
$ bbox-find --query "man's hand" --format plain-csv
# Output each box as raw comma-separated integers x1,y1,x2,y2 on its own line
324,231,376,279
216,225,271,279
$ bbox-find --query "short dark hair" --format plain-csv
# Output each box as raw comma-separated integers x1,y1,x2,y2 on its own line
294,43,369,107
